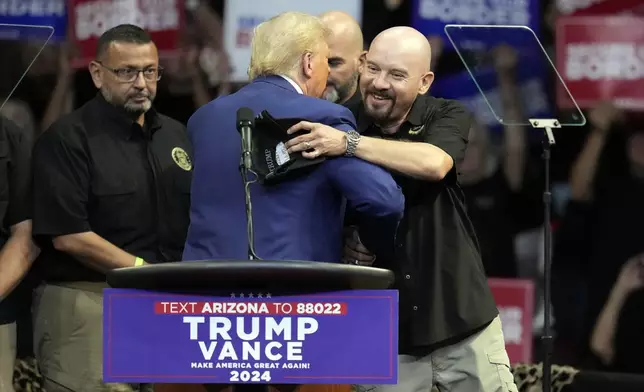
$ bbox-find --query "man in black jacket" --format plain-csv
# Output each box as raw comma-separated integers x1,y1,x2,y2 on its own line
0,116,39,392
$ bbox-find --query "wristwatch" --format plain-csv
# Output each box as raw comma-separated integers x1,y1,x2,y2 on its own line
344,130,361,157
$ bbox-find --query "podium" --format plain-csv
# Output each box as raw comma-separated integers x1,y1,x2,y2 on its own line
106,260,396,392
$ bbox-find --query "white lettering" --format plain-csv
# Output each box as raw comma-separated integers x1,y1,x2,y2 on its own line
198,341,304,362
186,317,320,342
296,317,318,341
419,0,530,25
265,341,282,361
198,341,218,360
74,0,179,40
556,0,603,15
565,43,644,81
287,341,303,361
200,302,271,314
237,317,260,340
210,317,232,340
499,306,523,344
191,361,213,368
183,316,205,340
0,0,65,17
242,341,261,360
188,317,319,362
265,317,291,340
219,341,238,360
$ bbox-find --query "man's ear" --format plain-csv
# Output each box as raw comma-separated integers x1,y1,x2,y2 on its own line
418,71,434,95
358,51,367,71
301,52,314,79
88,61,103,89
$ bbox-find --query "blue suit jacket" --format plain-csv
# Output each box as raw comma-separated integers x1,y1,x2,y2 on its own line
183,76,404,262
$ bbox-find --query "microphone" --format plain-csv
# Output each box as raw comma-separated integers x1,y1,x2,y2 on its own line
236,107,255,171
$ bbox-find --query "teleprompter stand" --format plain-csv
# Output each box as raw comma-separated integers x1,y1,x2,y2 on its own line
529,118,561,392
107,260,395,391
443,23,587,392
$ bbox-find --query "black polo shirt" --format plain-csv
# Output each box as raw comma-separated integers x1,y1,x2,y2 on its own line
32,94,192,282
352,94,499,354
0,116,33,324
342,89,362,110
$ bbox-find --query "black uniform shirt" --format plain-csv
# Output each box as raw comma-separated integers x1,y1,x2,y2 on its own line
342,89,362,110
32,94,192,282
351,94,499,354
0,116,33,324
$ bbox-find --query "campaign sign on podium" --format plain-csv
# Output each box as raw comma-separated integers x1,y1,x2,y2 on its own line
103,289,398,384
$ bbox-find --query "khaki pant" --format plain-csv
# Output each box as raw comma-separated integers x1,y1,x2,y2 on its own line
356,316,518,392
0,323,16,392
32,283,137,392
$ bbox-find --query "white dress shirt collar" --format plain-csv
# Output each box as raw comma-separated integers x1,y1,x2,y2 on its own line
279,75,304,95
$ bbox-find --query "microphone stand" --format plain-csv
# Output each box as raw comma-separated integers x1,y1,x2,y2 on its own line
236,156,265,392
529,118,560,392
239,154,261,261
233,114,265,392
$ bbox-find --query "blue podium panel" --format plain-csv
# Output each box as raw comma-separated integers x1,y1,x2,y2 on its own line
103,289,398,385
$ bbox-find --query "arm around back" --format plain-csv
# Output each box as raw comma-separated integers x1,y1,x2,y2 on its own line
320,106,404,257
325,157,404,220
325,156,404,259
321,105,404,221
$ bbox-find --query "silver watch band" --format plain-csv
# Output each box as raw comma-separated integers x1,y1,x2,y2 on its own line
344,130,360,157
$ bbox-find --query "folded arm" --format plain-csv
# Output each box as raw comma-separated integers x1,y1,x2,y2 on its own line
0,221,39,299
52,232,143,272
0,119,40,299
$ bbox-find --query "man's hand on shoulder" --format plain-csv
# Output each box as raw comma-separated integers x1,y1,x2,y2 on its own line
285,121,348,158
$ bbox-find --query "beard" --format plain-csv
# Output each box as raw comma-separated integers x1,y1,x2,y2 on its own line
324,88,340,103
324,72,359,103
363,88,396,124
101,88,153,115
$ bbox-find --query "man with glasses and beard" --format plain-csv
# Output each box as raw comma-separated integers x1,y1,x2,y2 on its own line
31,24,192,392
320,11,364,107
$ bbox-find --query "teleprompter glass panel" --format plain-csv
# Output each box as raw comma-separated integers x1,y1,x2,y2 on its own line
444,24,586,127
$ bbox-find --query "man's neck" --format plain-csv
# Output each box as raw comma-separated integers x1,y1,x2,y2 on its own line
123,109,145,127
135,114,145,126
100,92,146,126
377,104,414,134
338,82,358,105
280,74,306,95
379,121,404,135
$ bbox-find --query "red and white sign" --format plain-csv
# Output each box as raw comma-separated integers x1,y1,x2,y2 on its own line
488,278,534,364
557,0,644,16
68,0,184,68
154,301,348,315
556,16,644,110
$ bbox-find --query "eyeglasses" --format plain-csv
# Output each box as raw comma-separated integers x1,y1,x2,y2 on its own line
96,61,164,83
